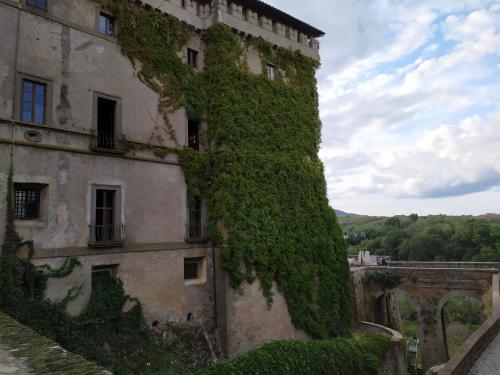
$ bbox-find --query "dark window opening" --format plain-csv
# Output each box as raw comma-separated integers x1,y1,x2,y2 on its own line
181,0,186,8
14,184,42,220
94,189,115,244
267,64,275,80
99,13,115,36
187,48,199,69
91,264,118,278
96,97,117,149
184,258,202,280
188,119,200,150
21,80,46,124
26,0,47,11
242,7,248,21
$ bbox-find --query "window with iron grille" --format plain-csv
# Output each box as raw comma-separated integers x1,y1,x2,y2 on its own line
26,0,47,11
92,264,119,278
99,13,115,36
184,258,202,280
267,64,275,80
14,184,42,220
187,48,199,69
21,80,46,124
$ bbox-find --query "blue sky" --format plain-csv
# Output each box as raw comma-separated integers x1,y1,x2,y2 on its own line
266,0,500,216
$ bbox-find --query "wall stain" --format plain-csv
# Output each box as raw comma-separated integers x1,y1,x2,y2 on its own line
56,26,73,125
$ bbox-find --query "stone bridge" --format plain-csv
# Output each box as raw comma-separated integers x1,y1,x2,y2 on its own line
352,262,500,371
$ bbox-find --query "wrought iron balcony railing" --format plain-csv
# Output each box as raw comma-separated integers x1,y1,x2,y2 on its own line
89,132,126,153
185,222,209,243
88,224,125,248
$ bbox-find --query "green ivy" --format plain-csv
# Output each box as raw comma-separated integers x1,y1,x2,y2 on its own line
187,25,353,338
98,0,352,338
196,334,391,375
365,271,402,291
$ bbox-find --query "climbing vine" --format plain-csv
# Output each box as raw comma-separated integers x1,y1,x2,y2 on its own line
95,0,353,339
365,271,401,291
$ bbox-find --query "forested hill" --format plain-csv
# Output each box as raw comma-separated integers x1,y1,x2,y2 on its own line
338,214,500,262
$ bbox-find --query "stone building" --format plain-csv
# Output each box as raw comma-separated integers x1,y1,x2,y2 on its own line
0,0,323,357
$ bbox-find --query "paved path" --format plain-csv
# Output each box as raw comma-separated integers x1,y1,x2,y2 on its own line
0,348,32,375
469,333,500,375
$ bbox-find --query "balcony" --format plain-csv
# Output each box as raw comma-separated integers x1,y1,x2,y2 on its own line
185,222,209,243
89,132,126,154
88,224,125,248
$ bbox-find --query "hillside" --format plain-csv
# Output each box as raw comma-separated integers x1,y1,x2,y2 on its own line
338,214,500,261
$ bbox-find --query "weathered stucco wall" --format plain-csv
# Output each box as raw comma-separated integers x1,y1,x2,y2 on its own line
221,277,310,358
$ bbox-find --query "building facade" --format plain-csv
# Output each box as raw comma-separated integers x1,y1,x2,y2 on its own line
0,0,323,356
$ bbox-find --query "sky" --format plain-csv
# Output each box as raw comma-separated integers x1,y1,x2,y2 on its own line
265,0,500,216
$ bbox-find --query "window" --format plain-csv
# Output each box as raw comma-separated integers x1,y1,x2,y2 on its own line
186,198,207,242
242,7,248,21
92,264,119,278
26,0,47,11
181,0,186,8
184,257,204,280
188,119,200,150
21,80,46,124
267,64,275,80
89,186,123,247
96,96,117,149
187,48,199,69
14,184,43,220
99,12,115,36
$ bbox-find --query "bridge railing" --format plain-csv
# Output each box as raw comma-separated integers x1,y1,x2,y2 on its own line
429,309,500,375
389,261,500,271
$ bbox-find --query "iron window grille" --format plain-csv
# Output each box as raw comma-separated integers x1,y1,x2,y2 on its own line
21,80,46,124
184,258,202,280
88,189,125,247
14,184,41,220
185,199,208,243
26,0,47,11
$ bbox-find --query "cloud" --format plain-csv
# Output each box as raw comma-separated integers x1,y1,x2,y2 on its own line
266,0,500,214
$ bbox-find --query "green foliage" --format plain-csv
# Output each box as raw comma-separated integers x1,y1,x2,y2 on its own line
107,0,352,338
365,271,401,290
340,214,500,262
184,24,351,338
196,335,391,375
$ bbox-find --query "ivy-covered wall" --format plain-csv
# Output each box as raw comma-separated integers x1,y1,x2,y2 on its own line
97,0,353,338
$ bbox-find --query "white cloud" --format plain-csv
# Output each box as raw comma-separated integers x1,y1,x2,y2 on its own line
267,0,500,215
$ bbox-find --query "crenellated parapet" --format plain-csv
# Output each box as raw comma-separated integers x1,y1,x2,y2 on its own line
139,0,322,60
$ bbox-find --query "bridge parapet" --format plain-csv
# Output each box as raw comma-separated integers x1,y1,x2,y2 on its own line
389,261,500,271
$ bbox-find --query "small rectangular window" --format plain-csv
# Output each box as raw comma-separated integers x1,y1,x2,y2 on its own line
21,80,46,124
184,257,203,280
99,13,115,36
181,0,186,9
267,64,275,80
187,48,199,69
14,184,43,220
26,0,47,11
